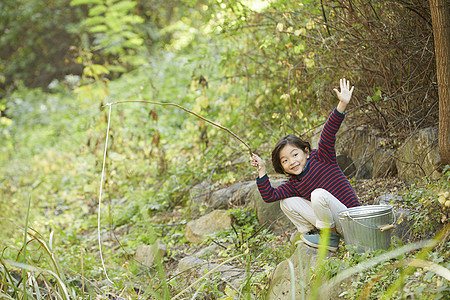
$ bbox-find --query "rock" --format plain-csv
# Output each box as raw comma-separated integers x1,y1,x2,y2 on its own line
194,244,219,258
209,181,255,209
374,193,403,205
336,154,357,178
208,186,234,209
185,210,232,243
250,178,294,233
396,127,441,183
340,126,378,179
309,122,441,182
134,240,167,267
373,147,397,178
176,256,205,273
310,123,378,179
190,181,212,207
290,231,302,244
176,255,246,289
392,208,414,242
190,181,255,209
309,124,324,150
267,243,332,299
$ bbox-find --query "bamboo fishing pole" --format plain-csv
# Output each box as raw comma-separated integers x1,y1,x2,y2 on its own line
104,99,254,155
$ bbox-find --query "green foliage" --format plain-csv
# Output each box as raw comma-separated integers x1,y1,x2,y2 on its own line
0,0,213,97
317,173,450,299
401,167,449,239
301,230,448,300
211,0,329,141
226,207,264,249
0,0,85,93
0,199,79,299
0,99,12,142
70,0,146,68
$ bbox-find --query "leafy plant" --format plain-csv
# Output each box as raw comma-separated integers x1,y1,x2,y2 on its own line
402,167,449,239
0,0,85,94
0,198,79,299
70,0,146,71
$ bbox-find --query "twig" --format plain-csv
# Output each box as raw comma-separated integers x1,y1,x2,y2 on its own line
104,100,254,155
152,222,187,227
320,0,331,36
210,239,227,249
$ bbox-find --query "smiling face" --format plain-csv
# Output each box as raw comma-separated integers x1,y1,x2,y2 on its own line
271,134,311,175
279,144,310,175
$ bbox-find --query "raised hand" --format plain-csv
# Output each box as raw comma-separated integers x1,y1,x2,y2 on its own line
333,78,354,113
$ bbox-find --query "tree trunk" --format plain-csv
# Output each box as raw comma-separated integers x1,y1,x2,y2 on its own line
429,0,450,166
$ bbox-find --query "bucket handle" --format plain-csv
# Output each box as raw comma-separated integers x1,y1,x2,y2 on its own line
342,211,396,231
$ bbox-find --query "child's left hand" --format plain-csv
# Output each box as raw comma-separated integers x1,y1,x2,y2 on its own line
334,78,354,113
333,78,354,105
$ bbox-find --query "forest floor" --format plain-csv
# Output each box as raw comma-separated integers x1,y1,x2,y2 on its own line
352,177,408,206
155,176,411,274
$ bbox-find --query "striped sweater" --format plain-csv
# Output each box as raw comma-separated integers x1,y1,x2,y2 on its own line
256,108,360,208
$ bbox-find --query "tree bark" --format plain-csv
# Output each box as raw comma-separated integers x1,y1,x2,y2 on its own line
429,0,450,166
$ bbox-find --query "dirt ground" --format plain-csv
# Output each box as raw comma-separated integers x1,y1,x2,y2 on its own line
352,177,409,205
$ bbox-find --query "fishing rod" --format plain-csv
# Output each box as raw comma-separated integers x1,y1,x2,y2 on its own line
103,99,254,155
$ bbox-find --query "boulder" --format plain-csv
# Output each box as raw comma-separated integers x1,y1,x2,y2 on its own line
209,181,255,208
396,127,441,183
267,243,343,299
176,255,246,289
309,124,323,150
190,181,255,209
194,244,220,258
336,154,357,178
250,178,294,233
267,247,311,300
185,210,232,243
309,121,443,183
176,256,205,273
373,146,397,178
190,181,212,207
337,125,378,179
134,240,167,267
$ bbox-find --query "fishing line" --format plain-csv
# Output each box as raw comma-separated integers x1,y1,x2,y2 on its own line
97,99,253,285
98,103,114,286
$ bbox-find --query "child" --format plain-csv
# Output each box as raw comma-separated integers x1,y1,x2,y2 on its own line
250,78,360,252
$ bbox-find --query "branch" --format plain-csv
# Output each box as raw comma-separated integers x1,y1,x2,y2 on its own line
104,100,253,155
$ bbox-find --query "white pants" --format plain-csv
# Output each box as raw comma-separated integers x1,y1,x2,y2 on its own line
279,188,347,234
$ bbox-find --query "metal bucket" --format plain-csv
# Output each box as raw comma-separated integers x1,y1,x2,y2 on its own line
338,205,395,253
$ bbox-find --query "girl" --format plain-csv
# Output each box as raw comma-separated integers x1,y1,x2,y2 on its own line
250,78,360,252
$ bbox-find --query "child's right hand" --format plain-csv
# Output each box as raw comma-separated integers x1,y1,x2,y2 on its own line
250,154,266,177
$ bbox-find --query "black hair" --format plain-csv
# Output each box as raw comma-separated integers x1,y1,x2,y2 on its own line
271,134,311,175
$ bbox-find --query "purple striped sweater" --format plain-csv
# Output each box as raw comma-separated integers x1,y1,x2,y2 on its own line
256,108,360,208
